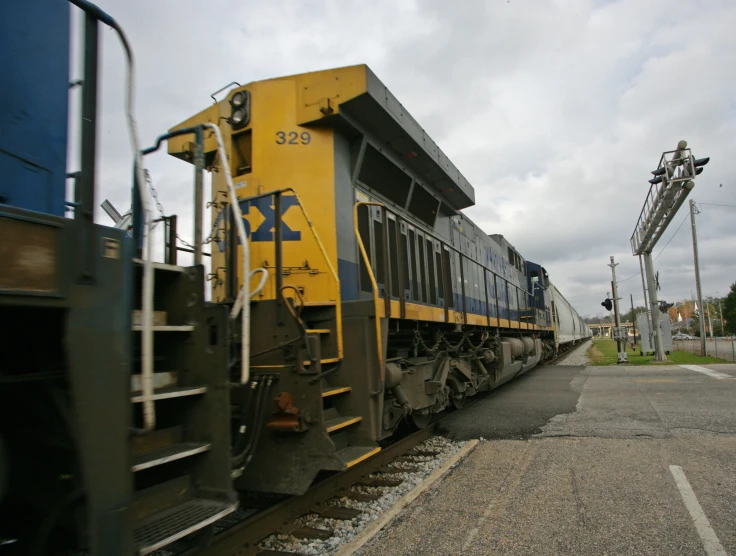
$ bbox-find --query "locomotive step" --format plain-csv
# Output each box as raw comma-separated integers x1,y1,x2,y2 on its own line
131,371,177,392
302,356,341,366
133,498,236,555
132,324,195,332
132,310,168,327
305,328,330,334
324,416,362,433
131,385,207,403
321,386,351,398
336,446,381,468
133,258,187,273
132,442,211,472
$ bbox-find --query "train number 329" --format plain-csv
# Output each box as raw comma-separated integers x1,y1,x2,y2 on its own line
275,131,311,145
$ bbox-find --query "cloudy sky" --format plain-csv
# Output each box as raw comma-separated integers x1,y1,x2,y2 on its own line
72,0,736,318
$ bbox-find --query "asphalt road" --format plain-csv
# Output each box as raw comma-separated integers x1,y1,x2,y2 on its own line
360,363,736,555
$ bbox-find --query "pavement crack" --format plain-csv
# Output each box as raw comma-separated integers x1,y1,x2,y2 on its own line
570,468,587,527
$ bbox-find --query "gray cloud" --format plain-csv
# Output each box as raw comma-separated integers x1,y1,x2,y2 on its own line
79,0,736,317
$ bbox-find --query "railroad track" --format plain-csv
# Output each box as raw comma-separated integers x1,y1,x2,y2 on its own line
172,351,580,556
173,424,437,556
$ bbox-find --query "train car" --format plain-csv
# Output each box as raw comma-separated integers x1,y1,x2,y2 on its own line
167,64,589,496
526,261,592,351
1,1,237,554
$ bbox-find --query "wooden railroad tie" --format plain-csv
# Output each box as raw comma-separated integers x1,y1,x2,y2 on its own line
290,526,333,540
409,450,440,457
379,465,420,473
357,477,403,488
316,507,363,520
345,491,381,501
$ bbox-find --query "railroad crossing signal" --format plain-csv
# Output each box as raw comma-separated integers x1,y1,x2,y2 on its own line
649,156,709,185
601,298,613,311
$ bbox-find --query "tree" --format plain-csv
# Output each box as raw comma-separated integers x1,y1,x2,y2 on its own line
723,282,736,335
688,299,720,337
620,305,647,323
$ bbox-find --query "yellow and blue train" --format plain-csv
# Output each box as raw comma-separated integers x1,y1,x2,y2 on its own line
0,1,590,553
168,65,592,496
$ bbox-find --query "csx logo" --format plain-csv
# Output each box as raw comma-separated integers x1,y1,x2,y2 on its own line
215,196,301,252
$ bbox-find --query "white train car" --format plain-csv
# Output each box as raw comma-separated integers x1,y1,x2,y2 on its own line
549,282,591,349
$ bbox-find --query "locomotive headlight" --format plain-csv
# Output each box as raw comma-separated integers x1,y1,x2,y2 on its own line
231,91,247,108
231,108,246,126
229,90,250,129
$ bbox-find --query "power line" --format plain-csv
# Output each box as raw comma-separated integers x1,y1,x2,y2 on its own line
698,202,736,209
617,271,640,283
654,211,690,261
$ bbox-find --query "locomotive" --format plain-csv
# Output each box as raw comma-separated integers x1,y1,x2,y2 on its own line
0,1,590,554
166,64,592,496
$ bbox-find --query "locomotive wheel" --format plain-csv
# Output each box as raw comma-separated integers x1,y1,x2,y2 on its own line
450,391,467,410
409,411,432,429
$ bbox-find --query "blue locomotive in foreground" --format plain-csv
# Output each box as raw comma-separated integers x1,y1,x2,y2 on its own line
0,1,590,554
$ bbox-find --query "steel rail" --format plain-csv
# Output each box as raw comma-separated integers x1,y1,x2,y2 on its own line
180,425,438,556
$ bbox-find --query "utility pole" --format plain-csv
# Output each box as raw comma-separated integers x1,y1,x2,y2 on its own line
609,256,628,364
630,293,637,346
643,252,666,360
638,255,653,350
719,297,725,336
689,199,707,356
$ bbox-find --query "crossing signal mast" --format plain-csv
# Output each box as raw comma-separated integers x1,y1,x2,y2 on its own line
630,140,709,361
604,257,628,364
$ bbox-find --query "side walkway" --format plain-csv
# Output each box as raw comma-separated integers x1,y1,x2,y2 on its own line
358,363,736,555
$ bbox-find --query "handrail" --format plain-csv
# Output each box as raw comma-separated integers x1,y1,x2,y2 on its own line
237,187,343,359
68,0,156,431
353,202,385,381
203,123,253,384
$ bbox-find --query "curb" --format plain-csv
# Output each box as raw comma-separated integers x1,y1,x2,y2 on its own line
335,438,480,555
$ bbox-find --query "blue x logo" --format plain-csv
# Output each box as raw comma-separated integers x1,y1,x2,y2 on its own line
214,196,301,252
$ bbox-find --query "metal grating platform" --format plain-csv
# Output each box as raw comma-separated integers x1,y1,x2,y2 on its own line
133,499,236,555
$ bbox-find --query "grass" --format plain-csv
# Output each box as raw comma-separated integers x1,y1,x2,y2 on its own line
587,338,728,366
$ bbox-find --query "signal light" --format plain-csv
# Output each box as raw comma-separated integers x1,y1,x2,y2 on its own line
693,157,710,168
682,156,709,179
651,167,667,176
229,90,250,130
231,91,247,108
601,298,612,311
649,175,663,185
231,109,246,126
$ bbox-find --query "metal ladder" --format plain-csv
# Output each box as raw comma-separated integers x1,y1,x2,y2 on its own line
129,260,236,554
130,124,258,553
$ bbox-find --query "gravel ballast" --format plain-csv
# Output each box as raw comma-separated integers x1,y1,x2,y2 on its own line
258,436,469,555
554,339,591,366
